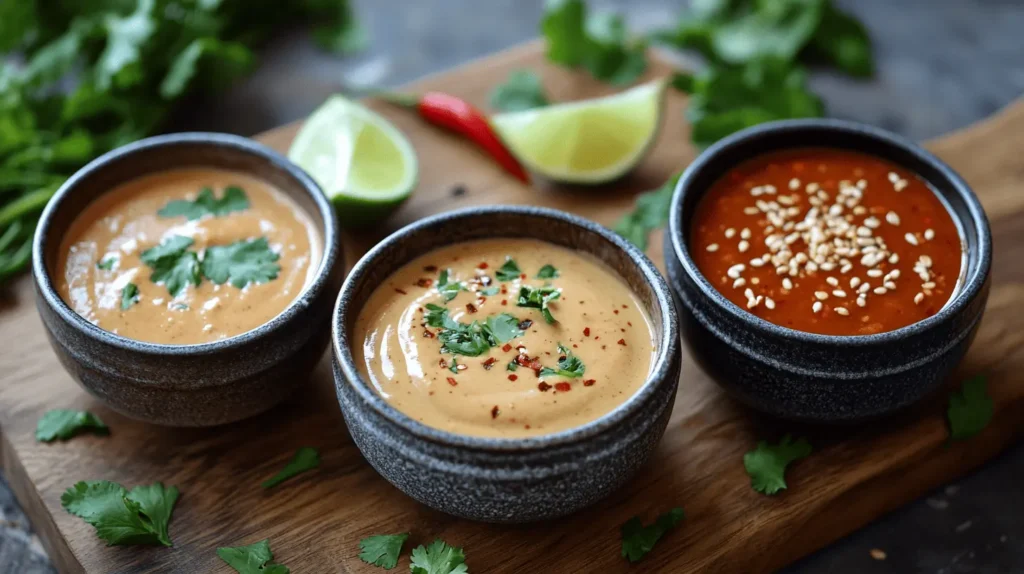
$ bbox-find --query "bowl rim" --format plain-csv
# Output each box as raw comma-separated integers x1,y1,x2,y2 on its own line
31,131,340,357
332,205,679,451
667,118,992,347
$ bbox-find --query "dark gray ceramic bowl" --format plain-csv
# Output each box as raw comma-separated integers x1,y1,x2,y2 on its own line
32,133,343,426
332,206,680,522
665,119,991,423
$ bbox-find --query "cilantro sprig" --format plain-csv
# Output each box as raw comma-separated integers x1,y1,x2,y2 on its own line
120,282,140,310
495,257,522,282
158,186,249,220
489,69,550,112
542,0,647,86
202,237,281,289
621,507,684,563
947,375,993,441
359,533,409,570
140,235,200,297
262,447,320,489
536,264,559,279
218,539,290,574
410,540,468,574
539,344,585,378
61,481,179,546
36,409,108,442
425,304,524,357
743,434,812,495
516,285,561,324
437,269,463,302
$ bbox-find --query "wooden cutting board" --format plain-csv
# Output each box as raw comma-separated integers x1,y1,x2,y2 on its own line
2,41,1024,574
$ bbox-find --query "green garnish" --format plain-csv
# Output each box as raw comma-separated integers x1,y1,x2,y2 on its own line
61,481,179,547
410,539,468,574
35,409,108,442
495,257,521,282
262,447,320,489
536,264,559,279
947,375,993,441
201,237,281,289
484,313,524,344
425,305,524,357
96,257,116,271
539,344,585,378
424,304,460,330
613,172,681,251
448,357,459,374
218,539,290,574
506,359,518,372
157,186,249,220
437,269,463,302
479,286,500,296
620,507,684,563
516,285,561,324
120,282,140,310
541,0,647,86
358,533,409,570
743,434,812,495
489,69,549,112
140,235,200,297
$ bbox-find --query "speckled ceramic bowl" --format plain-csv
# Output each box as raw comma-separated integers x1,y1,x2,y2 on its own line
665,119,991,422
32,133,343,426
332,206,680,522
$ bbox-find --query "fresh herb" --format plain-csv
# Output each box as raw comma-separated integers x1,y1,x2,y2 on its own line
157,186,250,220
948,375,993,441
541,0,647,86
448,357,459,374
489,69,549,112
479,286,500,296
140,235,200,297
484,313,525,344
359,533,409,570
96,257,117,271
620,507,684,563
218,539,290,574
495,257,522,282
613,173,681,251
506,359,518,372
539,344,585,378
536,264,559,279
437,323,492,357
61,481,179,546
743,434,812,495
516,285,561,324
261,447,320,489
36,409,108,442
425,304,460,330
202,237,281,289
437,269,462,303
116,284,138,311
428,307,523,357
410,539,468,574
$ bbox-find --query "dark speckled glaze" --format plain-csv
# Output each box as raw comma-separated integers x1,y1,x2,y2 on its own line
332,206,680,522
665,119,992,423
32,133,344,426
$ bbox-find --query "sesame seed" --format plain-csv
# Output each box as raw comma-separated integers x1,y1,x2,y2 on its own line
812,301,823,313
747,298,760,309
789,178,800,190
924,228,935,241
744,288,754,300
889,253,900,264
850,277,861,288
782,278,793,290
867,269,883,278
856,296,866,307
706,243,719,252
840,263,853,274
888,172,900,183
835,307,850,316
750,186,763,197
744,207,759,215
764,185,776,194
886,211,900,226
859,283,871,293
856,179,868,190
856,226,873,238
864,216,880,229
725,228,736,238
914,292,925,304
749,257,765,267
894,179,908,191
920,255,933,267
765,297,776,309
806,182,820,193
820,261,837,271
833,289,848,298
815,291,829,300
738,240,750,253
887,269,901,280
884,281,897,290
826,277,839,286
727,264,745,279
922,281,936,289
874,287,888,295
741,227,752,240
905,232,918,245
751,277,760,285
733,278,746,288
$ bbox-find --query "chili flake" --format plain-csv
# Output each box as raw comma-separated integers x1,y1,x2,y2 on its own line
583,379,596,387
446,377,458,386
416,278,433,288
395,288,408,295
617,339,627,346
491,405,500,419
554,382,571,392
466,303,478,314
538,382,552,392
583,327,591,336
508,374,518,381
482,357,497,370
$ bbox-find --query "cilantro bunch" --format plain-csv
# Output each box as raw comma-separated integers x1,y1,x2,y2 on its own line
0,0,364,284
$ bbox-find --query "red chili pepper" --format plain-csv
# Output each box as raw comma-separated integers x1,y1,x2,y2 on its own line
382,92,530,184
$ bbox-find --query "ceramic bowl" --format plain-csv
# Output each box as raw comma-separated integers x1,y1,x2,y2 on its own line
32,133,343,426
665,119,991,423
332,206,680,522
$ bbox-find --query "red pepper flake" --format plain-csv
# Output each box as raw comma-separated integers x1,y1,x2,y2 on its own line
500,285,508,294
477,296,487,304
524,424,531,429
583,327,591,337
502,343,513,352
491,405,500,419
572,344,578,348
508,374,518,381
423,329,435,339
478,262,489,269
620,328,626,333
395,288,408,295
446,377,458,386
438,358,448,368
622,304,627,309
482,357,497,370
538,382,552,392
515,354,543,374
416,278,433,288
601,345,607,350
520,273,526,279
617,339,627,346
554,382,571,392
501,299,508,306
466,303,478,314
424,265,438,272
594,336,600,340
627,322,633,327
583,379,596,387
518,319,533,330
613,309,619,314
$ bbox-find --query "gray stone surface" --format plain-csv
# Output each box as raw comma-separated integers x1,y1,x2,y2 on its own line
4,0,1023,572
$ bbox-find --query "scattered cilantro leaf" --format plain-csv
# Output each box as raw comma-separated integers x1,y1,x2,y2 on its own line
437,269,463,302
506,359,518,372
262,447,320,489
96,0,158,91
743,434,812,495
160,39,255,100
425,304,460,330
437,322,493,357
621,507,684,563
36,409,109,442
541,0,589,66
218,539,290,574
96,257,116,271
541,0,647,85
158,187,250,220
359,533,409,570
536,264,559,279
516,285,561,324
409,539,468,574
539,344,585,378
61,480,179,547
483,313,524,344
489,69,549,112
202,237,281,289
140,235,200,297
495,257,521,282
479,286,500,296
120,282,139,310
710,0,825,65
948,375,993,441
613,173,681,250
449,357,459,374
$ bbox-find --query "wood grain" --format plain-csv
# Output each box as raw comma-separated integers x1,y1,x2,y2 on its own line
2,41,1023,574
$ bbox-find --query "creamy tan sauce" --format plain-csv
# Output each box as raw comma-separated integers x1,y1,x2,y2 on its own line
56,168,321,345
353,238,655,438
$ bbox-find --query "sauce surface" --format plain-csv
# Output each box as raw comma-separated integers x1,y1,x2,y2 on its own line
691,149,963,336
57,168,321,344
354,238,655,438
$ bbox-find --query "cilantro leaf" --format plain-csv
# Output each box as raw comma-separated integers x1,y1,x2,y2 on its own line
621,507,684,563
495,257,521,282
516,285,561,324
489,70,549,112
36,409,109,442
541,0,647,85
96,256,116,270
613,173,681,250
437,269,462,303
120,282,139,310
449,357,459,374
536,264,559,279
358,533,409,570
506,359,518,372
409,539,468,574
61,480,179,547
807,3,873,77
437,322,493,357
158,187,250,220
479,286,500,296
262,447,320,489
539,344,585,378
948,375,993,441
424,304,460,330
202,237,281,289
218,539,290,574
743,434,812,495
710,0,825,65
483,313,524,344
160,39,255,100
541,0,589,66
140,235,200,297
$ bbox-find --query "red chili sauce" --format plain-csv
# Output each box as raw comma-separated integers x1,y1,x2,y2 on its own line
690,149,963,336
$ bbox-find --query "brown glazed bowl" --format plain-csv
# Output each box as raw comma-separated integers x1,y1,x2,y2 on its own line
32,132,343,426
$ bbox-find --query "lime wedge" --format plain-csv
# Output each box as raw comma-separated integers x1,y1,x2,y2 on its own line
288,95,417,227
490,79,665,184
